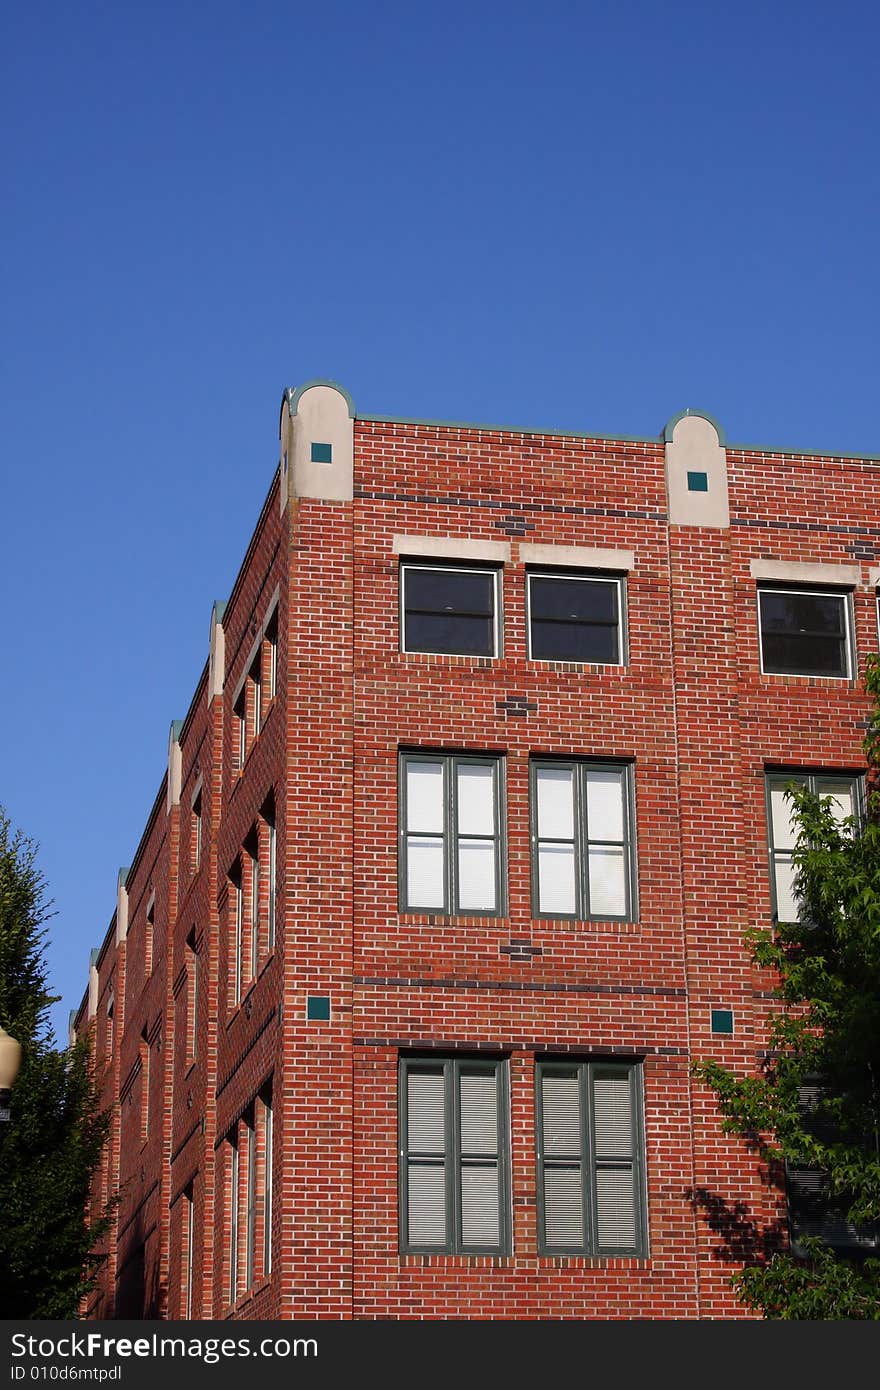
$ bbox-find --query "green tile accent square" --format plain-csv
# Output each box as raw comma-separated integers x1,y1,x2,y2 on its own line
310,441,333,464
306,995,331,1022
687,470,709,492
711,1008,734,1035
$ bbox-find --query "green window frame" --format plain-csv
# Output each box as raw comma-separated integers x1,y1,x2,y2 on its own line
536,1058,647,1257
399,752,505,916
399,1056,510,1256
530,759,636,921
765,770,862,924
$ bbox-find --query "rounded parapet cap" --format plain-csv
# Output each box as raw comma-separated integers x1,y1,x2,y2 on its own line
280,379,355,434
117,866,129,890
211,599,227,629
170,719,184,744
662,409,726,445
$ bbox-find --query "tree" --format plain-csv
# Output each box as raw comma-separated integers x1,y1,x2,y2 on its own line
0,808,110,1318
695,655,880,1319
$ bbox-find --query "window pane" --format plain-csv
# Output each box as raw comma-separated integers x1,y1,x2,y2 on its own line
530,576,617,625
588,845,627,917
761,591,846,637
459,1071,498,1155
542,1072,581,1156
536,766,575,839
406,838,445,907
820,779,854,825
538,844,576,915
407,1070,445,1153
593,1071,633,1157
406,568,494,616
460,1165,500,1247
405,612,495,655
406,761,444,833
407,1164,447,1246
769,783,801,850
774,857,800,922
457,839,496,912
586,769,625,842
531,620,619,663
457,764,495,835
762,632,847,677
595,1168,637,1250
543,1167,584,1248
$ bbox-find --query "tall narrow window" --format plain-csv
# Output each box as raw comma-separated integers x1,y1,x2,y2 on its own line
250,652,262,735
191,788,202,872
186,928,198,1064
399,1056,509,1255
400,753,503,915
228,1134,239,1305
263,1090,273,1276
531,760,636,920
230,864,243,1005
245,829,259,986
536,1059,646,1256
266,807,276,953
139,1028,150,1143
145,896,155,978
182,1183,194,1319
233,690,246,771
106,994,114,1062
265,608,278,701
244,1110,256,1291
766,771,861,922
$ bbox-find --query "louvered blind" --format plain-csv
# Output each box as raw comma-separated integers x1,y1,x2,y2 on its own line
406,1068,447,1247
541,1070,584,1248
459,1069,501,1248
538,1062,643,1255
593,1069,638,1251
787,1084,879,1251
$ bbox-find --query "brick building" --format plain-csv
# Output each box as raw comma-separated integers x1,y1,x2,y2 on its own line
74,382,880,1319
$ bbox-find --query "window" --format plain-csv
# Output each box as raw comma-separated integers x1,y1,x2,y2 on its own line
527,572,625,664
250,652,262,734
265,608,278,701
191,788,202,872
230,864,243,1005
536,1059,646,1256
145,895,154,977
181,1183,194,1319
227,1086,272,1305
185,928,198,1064
139,1028,150,1144
401,563,499,657
265,805,276,953
766,771,861,923
399,1057,509,1255
233,689,246,771
531,760,636,920
227,1132,239,1304
400,753,504,915
787,1084,879,1253
758,587,853,678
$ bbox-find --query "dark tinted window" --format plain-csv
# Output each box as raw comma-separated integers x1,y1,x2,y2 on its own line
403,566,497,656
759,590,850,677
529,574,621,663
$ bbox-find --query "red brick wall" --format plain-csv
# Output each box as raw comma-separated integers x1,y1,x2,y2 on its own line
79,413,880,1320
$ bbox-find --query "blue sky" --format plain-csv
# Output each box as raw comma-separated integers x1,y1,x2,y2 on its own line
3,1,880,1042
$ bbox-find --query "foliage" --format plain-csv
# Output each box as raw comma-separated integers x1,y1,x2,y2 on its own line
695,654,880,1319
0,808,110,1318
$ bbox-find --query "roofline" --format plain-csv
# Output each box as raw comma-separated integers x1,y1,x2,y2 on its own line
357,413,880,463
